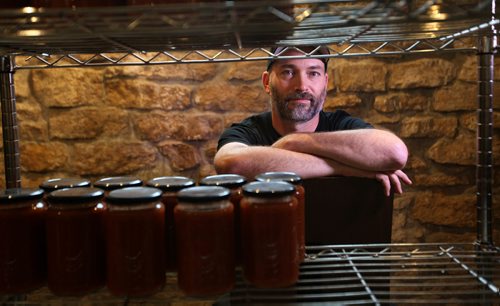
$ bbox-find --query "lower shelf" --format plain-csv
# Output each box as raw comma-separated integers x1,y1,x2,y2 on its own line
2,243,500,305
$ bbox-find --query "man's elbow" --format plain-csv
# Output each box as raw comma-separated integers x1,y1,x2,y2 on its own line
214,154,246,175
386,141,408,170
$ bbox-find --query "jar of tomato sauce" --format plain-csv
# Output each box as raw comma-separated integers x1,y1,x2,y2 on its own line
93,176,143,196
255,171,306,261
241,181,299,288
0,188,46,294
40,178,91,193
146,176,195,271
175,186,234,296
105,186,165,297
199,174,246,265
45,187,106,296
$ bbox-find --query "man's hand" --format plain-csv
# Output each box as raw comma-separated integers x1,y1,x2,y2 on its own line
375,170,412,196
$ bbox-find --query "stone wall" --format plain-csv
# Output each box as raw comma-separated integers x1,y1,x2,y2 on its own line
2,52,499,245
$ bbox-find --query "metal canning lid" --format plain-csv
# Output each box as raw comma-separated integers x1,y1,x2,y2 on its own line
177,186,230,203
146,176,195,192
39,177,91,192
47,187,104,204
93,176,143,191
199,174,247,189
106,186,162,205
0,188,44,202
242,181,295,198
254,171,302,185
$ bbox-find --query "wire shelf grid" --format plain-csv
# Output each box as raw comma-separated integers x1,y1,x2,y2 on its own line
0,0,496,68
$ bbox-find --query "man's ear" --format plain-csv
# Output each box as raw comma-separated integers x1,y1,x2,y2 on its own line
262,71,271,94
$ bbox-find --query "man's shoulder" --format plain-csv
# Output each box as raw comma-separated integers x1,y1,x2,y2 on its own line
318,110,372,130
238,111,272,127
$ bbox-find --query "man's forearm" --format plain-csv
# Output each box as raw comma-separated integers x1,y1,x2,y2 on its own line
215,145,340,180
272,129,408,172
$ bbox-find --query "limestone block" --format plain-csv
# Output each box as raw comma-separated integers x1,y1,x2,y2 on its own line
411,191,475,228
20,121,49,141
106,79,191,110
225,61,266,81
334,59,387,92
194,83,268,112
104,63,218,82
13,70,31,101
324,94,362,110
457,55,476,83
17,101,43,122
32,68,104,107
49,107,129,140
425,231,476,243
72,141,157,175
414,172,470,186
134,111,224,142
20,142,70,172
388,58,456,89
405,156,427,169
400,116,457,138
157,140,200,171
374,93,428,113
433,81,477,111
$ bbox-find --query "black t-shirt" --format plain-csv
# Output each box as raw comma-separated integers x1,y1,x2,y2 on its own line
217,110,373,150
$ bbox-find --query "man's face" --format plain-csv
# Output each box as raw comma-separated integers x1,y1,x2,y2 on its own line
266,55,328,123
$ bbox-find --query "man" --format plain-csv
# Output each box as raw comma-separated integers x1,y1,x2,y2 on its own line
214,46,411,196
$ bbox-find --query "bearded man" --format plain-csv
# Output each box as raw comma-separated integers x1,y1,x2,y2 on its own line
214,46,411,196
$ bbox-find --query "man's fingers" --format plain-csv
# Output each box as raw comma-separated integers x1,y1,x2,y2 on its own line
396,170,412,185
375,174,391,197
390,173,403,194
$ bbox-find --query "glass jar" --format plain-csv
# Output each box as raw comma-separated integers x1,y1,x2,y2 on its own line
93,176,143,196
241,181,299,288
0,188,46,294
45,187,106,296
199,174,246,265
146,176,195,271
175,186,234,296
255,171,306,261
39,178,91,199
105,186,165,297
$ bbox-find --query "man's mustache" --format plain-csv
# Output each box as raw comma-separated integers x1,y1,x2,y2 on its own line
285,92,315,102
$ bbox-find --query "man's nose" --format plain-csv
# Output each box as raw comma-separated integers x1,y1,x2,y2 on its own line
293,73,309,92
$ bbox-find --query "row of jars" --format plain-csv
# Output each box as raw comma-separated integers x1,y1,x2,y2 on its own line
0,172,305,297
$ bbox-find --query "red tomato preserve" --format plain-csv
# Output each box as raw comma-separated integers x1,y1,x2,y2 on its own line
241,181,299,288
146,176,195,272
255,171,306,261
46,187,106,296
0,188,46,294
175,186,234,297
39,178,91,194
105,187,165,297
94,176,143,196
199,174,246,265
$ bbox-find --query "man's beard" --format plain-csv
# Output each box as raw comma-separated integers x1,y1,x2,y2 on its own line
270,86,326,122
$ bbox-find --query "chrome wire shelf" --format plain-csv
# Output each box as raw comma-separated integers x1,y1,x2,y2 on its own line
2,243,499,305
218,243,500,305
0,0,495,68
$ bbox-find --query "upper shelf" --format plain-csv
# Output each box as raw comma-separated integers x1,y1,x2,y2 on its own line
0,0,496,68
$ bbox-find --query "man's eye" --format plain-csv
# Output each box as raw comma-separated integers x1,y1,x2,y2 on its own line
309,71,321,77
281,70,294,76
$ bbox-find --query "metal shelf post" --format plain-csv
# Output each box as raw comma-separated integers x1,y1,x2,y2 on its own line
0,55,21,188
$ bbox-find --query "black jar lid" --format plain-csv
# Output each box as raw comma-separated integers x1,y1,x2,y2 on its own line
199,174,247,189
254,171,302,185
177,186,230,203
0,188,44,203
242,181,295,198
146,176,195,192
39,178,91,192
106,187,162,205
47,187,104,204
94,176,143,191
